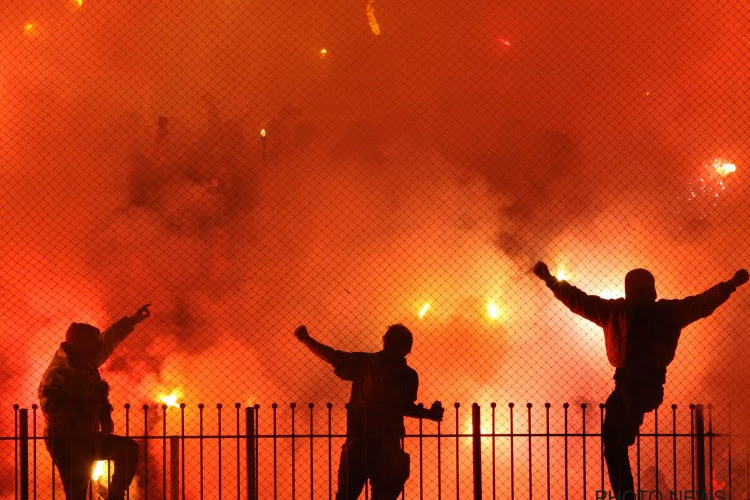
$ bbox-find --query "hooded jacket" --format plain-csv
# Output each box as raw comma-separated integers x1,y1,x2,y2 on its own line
38,316,136,439
547,279,737,379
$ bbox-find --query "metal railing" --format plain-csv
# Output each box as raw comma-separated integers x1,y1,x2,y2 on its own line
6,402,747,500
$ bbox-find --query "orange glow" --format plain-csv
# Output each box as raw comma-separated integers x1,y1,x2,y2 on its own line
72,0,84,8
366,0,381,35
260,128,267,138
319,48,329,58
555,268,569,281
418,302,430,319
158,389,182,407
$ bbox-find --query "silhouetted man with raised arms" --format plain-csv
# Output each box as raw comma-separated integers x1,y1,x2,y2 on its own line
39,304,151,500
533,262,748,500
295,324,444,500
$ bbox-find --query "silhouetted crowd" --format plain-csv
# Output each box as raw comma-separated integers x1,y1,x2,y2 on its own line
39,265,749,500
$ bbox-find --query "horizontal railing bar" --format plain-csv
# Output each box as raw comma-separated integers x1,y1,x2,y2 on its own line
0,432,727,440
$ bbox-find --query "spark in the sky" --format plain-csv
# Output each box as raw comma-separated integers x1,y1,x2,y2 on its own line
366,0,381,36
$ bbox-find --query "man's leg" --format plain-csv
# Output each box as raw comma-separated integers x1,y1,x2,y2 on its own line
370,443,409,500
336,440,368,500
602,388,638,500
94,434,139,500
48,439,92,500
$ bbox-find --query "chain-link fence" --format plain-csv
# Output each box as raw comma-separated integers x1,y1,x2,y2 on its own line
1,0,749,498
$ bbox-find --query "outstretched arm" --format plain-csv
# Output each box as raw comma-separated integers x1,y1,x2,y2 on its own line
294,325,337,365
532,261,614,327
98,303,152,365
675,269,748,327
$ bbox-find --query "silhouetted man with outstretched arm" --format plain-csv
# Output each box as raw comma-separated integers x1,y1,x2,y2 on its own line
39,304,151,500
533,262,748,500
295,324,444,500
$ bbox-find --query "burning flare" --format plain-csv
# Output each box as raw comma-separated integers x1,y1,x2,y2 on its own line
487,300,501,320
366,0,381,35
713,158,736,177
418,302,431,319
91,460,110,484
260,128,267,138
158,389,182,408
555,268,569,281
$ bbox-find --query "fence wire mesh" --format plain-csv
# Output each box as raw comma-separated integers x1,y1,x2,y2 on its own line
1,0,749,498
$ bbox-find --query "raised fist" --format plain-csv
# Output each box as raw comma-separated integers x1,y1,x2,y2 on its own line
294,325,310,341
429,401,445,422
732,269,749,287
532,261,552,282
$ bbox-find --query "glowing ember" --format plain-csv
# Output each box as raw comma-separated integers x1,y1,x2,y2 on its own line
418,302,430,319
366,0,381,36
72,0,84,8
319,48,329,59
487,300,500,320
158,390,182,407
260,128,267,138
23,22,38,38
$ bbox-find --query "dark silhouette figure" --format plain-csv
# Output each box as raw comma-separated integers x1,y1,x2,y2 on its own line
533,262,748,500
295,324,444,500
39,304,152,500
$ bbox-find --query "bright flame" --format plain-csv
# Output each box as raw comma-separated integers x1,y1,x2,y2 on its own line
487,300,500,320
713,159,736,177
72,0,83,8
418,302,430,319
91,460,110,483
319,48,328,58
158,389,181,407
260,128,267,138
555,269,569,281
366,0,381,35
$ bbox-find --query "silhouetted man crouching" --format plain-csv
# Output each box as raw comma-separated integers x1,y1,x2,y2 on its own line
39,304,151,500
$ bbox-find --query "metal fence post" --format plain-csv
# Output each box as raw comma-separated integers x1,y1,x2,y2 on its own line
472,403,482,500
19,408,29,500
695,404,706,497
246,406,257,500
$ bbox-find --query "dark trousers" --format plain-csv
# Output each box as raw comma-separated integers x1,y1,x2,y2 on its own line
336,438,410,500
602,377,664,500
46,433,139,500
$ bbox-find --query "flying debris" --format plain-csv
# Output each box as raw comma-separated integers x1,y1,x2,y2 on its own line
685,157,738,221
366,0,381,36
319,48,329,59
